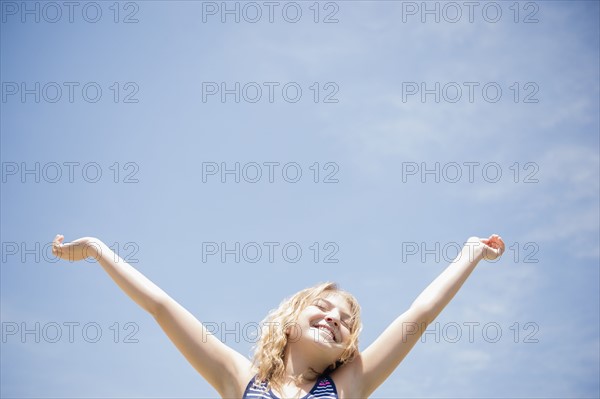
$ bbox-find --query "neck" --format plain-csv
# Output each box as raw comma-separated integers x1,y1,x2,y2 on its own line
283,342,330,385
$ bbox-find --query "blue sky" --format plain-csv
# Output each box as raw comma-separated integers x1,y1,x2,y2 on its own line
1,1,599,398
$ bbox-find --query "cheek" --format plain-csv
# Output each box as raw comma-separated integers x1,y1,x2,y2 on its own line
288,311,319,338
341,325,356,345
340,329,350,343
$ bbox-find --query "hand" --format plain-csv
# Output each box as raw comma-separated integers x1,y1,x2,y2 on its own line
480,234,505,261
52,234,101,262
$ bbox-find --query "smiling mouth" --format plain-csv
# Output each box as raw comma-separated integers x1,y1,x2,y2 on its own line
313,324,337,343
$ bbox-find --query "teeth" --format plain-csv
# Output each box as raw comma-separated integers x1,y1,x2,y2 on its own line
316,325,335,341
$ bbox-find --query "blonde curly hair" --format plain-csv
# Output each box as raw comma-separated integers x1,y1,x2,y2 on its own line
251,282,362,392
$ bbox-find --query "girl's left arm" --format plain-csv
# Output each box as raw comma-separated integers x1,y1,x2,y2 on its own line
350,235,505,397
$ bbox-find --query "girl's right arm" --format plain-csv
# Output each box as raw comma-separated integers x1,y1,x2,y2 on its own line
52,234,253,397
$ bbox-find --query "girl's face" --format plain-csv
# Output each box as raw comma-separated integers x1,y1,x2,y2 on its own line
290,293,353,359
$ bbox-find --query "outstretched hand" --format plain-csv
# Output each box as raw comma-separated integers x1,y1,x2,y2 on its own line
52,234,100,262
479,234,505,261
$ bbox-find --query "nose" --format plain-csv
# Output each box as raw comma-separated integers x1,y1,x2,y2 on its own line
325,310,341,327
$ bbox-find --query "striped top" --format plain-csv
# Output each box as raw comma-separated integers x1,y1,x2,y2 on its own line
242,375,338,399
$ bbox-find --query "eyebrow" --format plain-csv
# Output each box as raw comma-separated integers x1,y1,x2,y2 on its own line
317,298,352,323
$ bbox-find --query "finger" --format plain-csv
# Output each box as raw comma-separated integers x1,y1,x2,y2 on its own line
52,243,63,256
491,238,505,252
489,234,501,243
52,235,65,256
497,237,506,250
53,234,64,246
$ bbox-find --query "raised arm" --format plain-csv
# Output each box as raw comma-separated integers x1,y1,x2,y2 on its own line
51,234,253,397
350,235,505,397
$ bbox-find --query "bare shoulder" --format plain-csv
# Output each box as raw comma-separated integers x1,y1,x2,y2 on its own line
330,354,366,398
221,360,255,397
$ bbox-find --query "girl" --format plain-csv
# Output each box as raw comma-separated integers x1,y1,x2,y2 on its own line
52,234,505,398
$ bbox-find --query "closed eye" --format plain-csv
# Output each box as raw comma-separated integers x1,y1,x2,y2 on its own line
313,299,329,311
313,298,352,330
